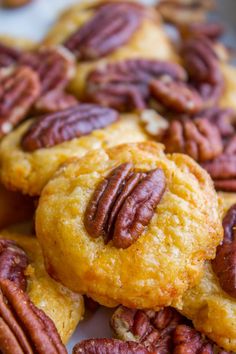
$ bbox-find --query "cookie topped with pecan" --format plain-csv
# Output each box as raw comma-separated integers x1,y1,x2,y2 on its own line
43,0,177,99
0,105,148,195
36,142,222,309
0,225,84,345
177,193,236,352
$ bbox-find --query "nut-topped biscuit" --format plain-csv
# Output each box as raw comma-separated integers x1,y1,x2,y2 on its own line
0,104,148,196
36,142,222,309
176,192,236,352
43,0,177,98
0,224,84,345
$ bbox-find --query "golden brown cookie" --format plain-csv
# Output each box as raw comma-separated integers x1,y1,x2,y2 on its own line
43,0,177,98
36,142,222,309
0,106,148,196
176,192,236,352
0,183,34,229
0,223,84,344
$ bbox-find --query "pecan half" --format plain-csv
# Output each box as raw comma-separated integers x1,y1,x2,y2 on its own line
173,325,214,354
150,79,203,115
195,107,236,138
21,104,119,151
0,66,40,138
86,59,186,111
85,163,166,249
34,90,78,113
0,279,66,354
111,306,187,353
0,240,28,291
182,36,224,106
0,42,21,68
212,204,236,298
162,118,223,162
64,2,144,60
19,46,75,95
73,338,149,354
180,22,224,41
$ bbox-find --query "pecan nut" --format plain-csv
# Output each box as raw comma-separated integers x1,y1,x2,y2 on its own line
0,42,21,68
150,79,203,115
34,90,78,113
111,306,187,353
0,279,66,353
211,204,236,298
73,338,149,354
21,104,119,151
162,118,223,162
86,59,186,111
19,46,75,95
85,163,166,249
195,107,236,138
64,2,144,60
180,22,224,41
173,325,214,354
0,66,40,138
0,240,28,291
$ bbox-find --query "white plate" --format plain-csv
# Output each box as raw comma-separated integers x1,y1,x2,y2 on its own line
0,1,235,352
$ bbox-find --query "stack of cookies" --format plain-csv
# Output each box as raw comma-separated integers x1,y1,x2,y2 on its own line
0,1,235,353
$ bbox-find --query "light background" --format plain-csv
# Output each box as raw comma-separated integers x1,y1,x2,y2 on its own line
0,0,235,352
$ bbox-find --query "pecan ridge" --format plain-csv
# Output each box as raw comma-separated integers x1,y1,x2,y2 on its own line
85,163,166,249
212,204,236,298
0,66,40,138
0,240,28,291
86,59,187,111
21,104,119,151
64,2,144,60
0,279,66,354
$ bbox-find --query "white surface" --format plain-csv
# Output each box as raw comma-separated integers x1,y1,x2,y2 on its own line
0,1,235,353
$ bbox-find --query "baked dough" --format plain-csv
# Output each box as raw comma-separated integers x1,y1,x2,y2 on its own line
36,142,222,309
177,192,236,352
0,113,148,196
43,0,178,98
0,223,84,344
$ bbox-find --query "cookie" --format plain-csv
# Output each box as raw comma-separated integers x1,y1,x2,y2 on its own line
0,223,84,344
176,192,236,352
43,0,177,98
36,142,222,309
0,183,34,229
0,105,148,196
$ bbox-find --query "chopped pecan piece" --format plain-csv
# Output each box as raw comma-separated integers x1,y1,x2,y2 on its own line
85,163,166,249
0,279,66,353
0,42,21,68
195,107,236,138
162,118,223,162
21,104,119,151
111,306,187,353
64,2,144,60
0,240,28,291
150,79,203,115
73,338,149,354
86,59,186,111
19,46,75,95
212,204,236,298
0,66,40,138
